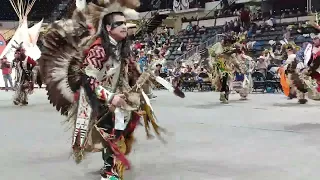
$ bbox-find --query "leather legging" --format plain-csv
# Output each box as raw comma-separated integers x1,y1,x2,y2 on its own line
220,73,229,93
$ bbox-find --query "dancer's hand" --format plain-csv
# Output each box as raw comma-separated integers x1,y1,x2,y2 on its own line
110,94,126,107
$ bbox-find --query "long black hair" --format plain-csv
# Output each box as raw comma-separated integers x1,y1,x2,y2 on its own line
99,12,130,60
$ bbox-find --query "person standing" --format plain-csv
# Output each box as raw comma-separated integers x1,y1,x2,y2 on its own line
0,56,14,91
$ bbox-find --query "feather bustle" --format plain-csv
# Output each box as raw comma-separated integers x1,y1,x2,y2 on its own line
39,16,90,116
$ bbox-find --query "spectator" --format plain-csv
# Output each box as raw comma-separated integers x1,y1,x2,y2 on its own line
255,56,268,75
138,50,148,72
169,27,175,38
240,7,250,28
265,17,275,31
186,39,193,51
233,18,241,33
186,22,193,32
134,40,142,50
154,64,162,76
247,25,254,38
228,20,234,31
163,26,168,34
147,38,155,48
283,28,291,41
178,42,186,52
0,56,14,91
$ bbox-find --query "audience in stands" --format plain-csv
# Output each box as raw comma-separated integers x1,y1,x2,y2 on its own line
240,7,251,28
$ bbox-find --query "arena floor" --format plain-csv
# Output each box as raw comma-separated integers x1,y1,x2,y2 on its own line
1,89,320,180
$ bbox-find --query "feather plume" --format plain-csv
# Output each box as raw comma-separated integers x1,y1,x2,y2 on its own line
155,76,185,98
85,0,140,34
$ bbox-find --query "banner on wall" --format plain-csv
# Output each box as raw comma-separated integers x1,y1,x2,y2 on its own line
0,34,6,55
173,0,190,12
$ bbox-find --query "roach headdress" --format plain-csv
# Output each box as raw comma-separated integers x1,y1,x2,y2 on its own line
85,0,140,35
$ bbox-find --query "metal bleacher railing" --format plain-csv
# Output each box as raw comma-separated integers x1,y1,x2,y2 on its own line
173,0,239,64
174,33,224,63
134,8,171,36
134,10,159,36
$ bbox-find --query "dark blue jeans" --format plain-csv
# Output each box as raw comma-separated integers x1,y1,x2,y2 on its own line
2,74,13,89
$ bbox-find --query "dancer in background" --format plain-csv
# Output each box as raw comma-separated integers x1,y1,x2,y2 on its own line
208,38,248,103
282,44,308,104
12,45,37,105
232,43,253,100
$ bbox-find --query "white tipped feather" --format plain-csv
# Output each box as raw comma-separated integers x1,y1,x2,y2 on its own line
155,76,174,92
141,89,154,112
76,0,87,11
57,79,74,102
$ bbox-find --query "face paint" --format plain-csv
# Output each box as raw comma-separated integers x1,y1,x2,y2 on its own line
106,14,127,41
110,21,126,29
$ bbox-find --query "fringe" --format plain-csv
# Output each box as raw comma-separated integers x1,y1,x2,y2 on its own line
124,133,135,155
142,104,167,143
116,136,126,179
290,72,308,93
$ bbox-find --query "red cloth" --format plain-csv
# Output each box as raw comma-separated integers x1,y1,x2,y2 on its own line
2,67,10,75
27,56,37,67
134,43,142,50
240,10,250,22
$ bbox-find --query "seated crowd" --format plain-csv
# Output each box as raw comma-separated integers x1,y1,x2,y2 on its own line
131,7,319,92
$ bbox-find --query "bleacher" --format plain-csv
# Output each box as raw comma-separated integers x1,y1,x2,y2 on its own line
165,26,222,61
247,21,319,57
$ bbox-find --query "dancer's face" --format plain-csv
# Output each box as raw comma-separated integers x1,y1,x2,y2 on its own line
313,37,320,47
14,51,21,59
106,14,127,41
286,49,293,55
14,49,25,59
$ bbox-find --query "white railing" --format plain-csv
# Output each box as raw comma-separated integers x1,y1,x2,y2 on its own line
174,33,224,63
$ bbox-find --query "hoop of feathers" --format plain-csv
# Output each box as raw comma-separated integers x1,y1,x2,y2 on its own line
38,14,92,116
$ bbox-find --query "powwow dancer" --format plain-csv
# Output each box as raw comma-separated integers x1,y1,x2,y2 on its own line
301,34,320,99
38,0,184,179
208,40,247,103
12,44,37,105
282,43,308,104
231,44,253,100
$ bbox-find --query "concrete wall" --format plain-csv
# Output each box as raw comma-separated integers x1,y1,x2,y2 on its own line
0,21,19,29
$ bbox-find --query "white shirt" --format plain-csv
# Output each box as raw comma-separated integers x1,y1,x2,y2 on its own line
283,54,296,70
